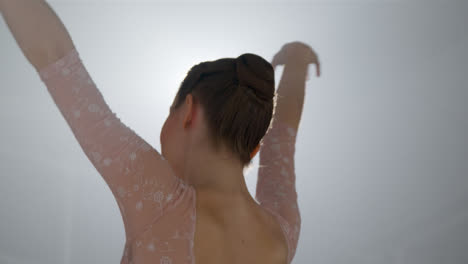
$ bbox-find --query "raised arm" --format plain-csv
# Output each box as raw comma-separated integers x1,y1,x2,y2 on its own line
1,0,187,241
0,0,75,69
271,42,320,131
256,42,319,264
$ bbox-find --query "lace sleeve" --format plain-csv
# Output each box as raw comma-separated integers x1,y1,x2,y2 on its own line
256,117,302,264
37,48,188,240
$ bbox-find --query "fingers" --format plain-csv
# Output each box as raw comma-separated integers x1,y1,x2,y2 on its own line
272,42,321,75
271,51,281,69
271,54,278,69
271,49,285,69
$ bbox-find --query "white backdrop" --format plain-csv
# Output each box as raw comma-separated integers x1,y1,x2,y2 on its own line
1,0,467,263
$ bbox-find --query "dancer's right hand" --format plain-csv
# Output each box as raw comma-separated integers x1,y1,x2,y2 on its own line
271,41,320,77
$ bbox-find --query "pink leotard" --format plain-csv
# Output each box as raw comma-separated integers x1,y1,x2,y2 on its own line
37,48,301,264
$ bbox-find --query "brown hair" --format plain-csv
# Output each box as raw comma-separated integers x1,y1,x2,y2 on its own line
173,53,276,167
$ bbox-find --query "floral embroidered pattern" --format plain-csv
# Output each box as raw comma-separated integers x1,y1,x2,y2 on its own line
38,48,301,264
257,118,302,264
37,47,184,247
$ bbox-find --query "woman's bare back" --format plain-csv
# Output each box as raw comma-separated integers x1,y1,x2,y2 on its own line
193,189,289,264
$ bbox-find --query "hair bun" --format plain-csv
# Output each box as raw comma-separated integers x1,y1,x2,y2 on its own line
235,53,275,102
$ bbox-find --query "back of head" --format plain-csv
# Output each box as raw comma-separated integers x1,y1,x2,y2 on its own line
173,52,276,167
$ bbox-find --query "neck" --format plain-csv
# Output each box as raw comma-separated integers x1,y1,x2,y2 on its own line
175,145,252,200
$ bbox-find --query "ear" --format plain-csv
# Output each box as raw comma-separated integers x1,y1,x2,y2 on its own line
183,94,196,129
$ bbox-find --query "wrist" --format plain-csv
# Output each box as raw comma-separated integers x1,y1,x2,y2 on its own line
283,63,309,76
285,52,310,65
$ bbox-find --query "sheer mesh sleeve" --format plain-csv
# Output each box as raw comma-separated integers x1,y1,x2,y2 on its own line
256,117,301,264
37,48,187,241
